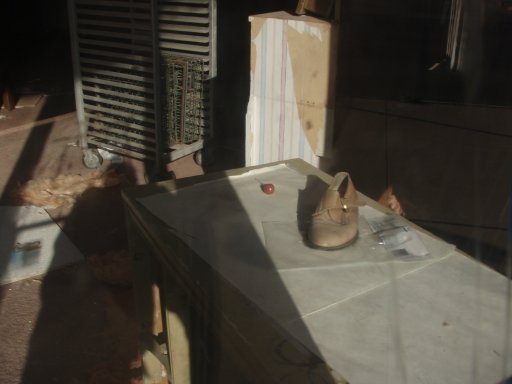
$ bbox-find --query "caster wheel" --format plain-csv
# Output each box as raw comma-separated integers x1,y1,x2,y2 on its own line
194,148,214,166
144,170,175,183
82,149,103,169
143,162,175,183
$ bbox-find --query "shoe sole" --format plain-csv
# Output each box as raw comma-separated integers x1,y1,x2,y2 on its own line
306,231,359,251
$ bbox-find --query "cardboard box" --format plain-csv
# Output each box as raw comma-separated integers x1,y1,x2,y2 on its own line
245,12,338,167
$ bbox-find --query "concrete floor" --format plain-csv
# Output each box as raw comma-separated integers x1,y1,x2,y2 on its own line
0,92,209,384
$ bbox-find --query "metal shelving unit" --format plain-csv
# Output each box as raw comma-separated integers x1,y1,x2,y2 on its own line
68,0,216,171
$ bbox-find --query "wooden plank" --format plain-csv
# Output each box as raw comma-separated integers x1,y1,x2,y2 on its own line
296,0,335,19
168,140,203,161
0,112,76,138
2,87,15,111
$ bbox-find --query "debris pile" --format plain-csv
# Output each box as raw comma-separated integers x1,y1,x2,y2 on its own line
16,171,124,209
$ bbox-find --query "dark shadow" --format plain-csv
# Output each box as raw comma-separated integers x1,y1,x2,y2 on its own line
0,124,54,205
206,0,297,173
124,162,343,383
0,0,75,300
296,175,330,240
17,168,141,383
418,222,509,275
317,0,512,275
0,2,142,382
331,0,512,106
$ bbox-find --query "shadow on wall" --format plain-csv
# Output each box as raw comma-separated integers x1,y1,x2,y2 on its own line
213,0,297,145
334,0,512,105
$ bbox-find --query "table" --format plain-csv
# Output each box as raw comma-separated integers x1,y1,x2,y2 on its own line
123,159,512,384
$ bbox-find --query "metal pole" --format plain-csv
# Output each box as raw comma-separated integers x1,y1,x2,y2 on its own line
150,0,163,173
67,0,88,150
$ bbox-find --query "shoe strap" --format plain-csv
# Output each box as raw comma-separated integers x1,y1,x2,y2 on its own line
312,198,359,218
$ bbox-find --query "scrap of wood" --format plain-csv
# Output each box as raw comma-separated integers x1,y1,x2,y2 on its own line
0,112,76,137
296,0,335,19
2,87,15,111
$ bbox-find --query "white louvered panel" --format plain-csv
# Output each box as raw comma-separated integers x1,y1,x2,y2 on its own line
78,38,153,53
157,0,214,75
82,85,152,103
159,23,209,33
159,41,209,54
83,103,155,124
159,32,209,44
85,113,156,134
88,121,156,143
75,8,152,20
87,137,154,160
79,49,153,64
81,76,152,93
76,0,151,8
77,19,151,31
168,0,209,4
77,28,152,42
159,5,209,14
83,95,154,114
87,130,155,150
80,57,152,73
81,67,153,84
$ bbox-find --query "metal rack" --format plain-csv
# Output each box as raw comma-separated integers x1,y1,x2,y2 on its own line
68,0,216,170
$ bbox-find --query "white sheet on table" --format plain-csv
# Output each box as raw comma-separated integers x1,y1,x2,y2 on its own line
138,165,455,320
283,253,512,384
136,164,512,383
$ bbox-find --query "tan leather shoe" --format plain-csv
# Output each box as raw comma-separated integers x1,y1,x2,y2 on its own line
307,172,359,250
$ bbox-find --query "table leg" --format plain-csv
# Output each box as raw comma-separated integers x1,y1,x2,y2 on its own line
162,271,192,384
127,214,168,384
